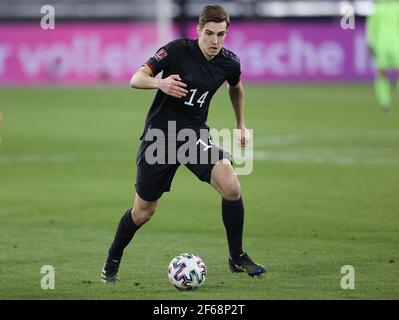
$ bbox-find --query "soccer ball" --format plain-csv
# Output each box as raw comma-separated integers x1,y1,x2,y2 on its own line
167,253,207,290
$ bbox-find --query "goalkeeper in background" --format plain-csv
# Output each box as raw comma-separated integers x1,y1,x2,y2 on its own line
366,0,399,112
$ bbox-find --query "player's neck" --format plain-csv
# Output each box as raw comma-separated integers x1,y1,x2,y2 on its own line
197,40,215,61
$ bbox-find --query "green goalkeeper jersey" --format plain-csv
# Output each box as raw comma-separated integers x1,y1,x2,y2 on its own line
366,0,399,52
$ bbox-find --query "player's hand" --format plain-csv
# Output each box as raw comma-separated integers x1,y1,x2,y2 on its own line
236,126,251,148
158,74,188,98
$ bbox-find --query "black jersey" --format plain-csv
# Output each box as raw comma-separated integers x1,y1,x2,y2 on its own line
140,39,241,136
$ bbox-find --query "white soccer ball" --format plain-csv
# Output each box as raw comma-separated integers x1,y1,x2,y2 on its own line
167,253,207,290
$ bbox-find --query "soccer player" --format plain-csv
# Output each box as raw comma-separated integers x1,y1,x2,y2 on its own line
366,0,399,112
101,4,267,283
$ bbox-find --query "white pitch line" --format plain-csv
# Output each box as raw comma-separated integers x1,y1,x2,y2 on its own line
1,150,398,167
1,132,398,166
252,151,399,166
255,131,399,147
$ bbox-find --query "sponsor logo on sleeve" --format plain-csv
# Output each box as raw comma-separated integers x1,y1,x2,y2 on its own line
154,49,168,61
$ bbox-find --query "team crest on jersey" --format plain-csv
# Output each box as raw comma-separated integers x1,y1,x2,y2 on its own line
154,49,167,61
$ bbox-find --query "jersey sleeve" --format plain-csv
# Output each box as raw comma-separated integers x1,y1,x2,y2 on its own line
227,61,241,87
144,42,174,76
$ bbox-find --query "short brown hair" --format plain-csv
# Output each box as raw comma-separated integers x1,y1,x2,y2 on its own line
198,5,230,29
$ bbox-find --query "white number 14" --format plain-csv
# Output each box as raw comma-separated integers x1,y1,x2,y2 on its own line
184,89,209,108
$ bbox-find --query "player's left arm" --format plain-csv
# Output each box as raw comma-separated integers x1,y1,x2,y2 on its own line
227,81,251,148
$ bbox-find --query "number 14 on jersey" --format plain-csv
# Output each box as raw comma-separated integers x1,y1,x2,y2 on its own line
184,89,209,108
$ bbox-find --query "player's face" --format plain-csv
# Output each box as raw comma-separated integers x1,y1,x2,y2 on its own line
197,21,228,60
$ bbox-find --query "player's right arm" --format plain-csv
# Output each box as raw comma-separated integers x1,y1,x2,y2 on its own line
130,66,188,99
130,41,188,99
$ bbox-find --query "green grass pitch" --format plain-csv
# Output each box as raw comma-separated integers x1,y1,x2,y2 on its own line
0,84,398,299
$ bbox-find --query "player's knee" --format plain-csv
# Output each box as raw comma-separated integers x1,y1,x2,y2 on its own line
222,181,241,201
140,209,154,224
132,207,156,226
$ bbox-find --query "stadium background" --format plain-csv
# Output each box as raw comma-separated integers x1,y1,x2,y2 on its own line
0,0,398,299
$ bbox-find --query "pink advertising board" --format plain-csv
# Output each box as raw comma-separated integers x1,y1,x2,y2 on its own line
0,21,374,85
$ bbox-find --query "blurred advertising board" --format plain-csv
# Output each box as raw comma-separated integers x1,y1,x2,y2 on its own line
0,21,374,85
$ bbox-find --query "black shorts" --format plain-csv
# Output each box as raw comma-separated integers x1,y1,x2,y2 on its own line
135,129,232,202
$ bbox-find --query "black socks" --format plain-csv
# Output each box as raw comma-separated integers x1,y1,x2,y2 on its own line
222,197,244,260
107,208,140,262
107,198,244,263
